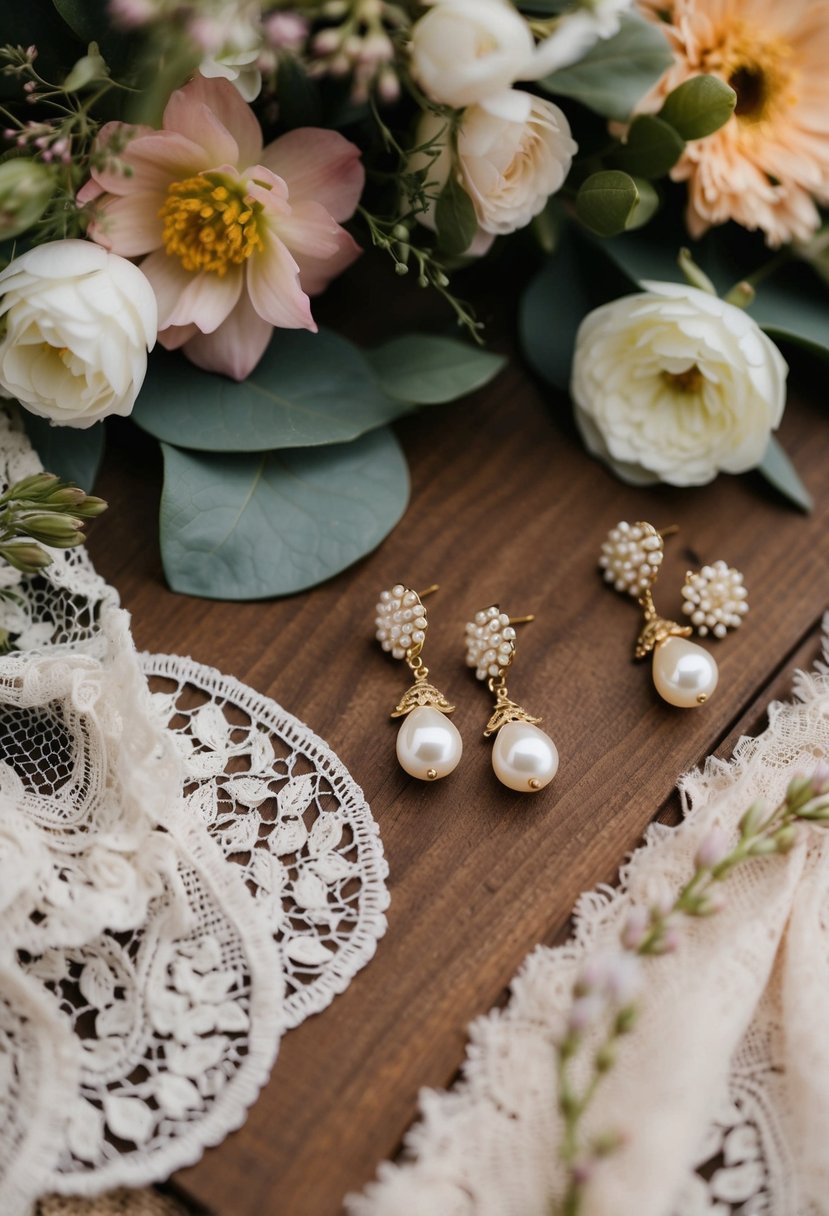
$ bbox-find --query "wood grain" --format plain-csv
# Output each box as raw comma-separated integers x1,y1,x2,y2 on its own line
84,255,829,1216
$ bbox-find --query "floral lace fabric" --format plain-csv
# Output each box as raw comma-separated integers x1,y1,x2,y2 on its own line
350,623,829,1216
0,411,388,1214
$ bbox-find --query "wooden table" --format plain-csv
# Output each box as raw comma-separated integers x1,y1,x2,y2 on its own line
86,253,829,1216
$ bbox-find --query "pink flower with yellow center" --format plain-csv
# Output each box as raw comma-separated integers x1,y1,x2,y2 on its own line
636,0,829,246
78,76,364,379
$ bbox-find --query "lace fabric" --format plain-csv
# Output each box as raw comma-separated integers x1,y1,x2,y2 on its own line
0,409,388,1214
350,623,829,1216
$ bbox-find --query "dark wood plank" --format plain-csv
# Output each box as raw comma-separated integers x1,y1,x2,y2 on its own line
84,266,829,1216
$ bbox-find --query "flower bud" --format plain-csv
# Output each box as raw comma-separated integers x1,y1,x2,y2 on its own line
18,513,83,545
2,472,59,502
694,825,730,870
0,541,53,572
0,158,55,240
739,799,768,838
63,43,109,92
620,905,649,950
786,774,814,810
811,761,829,796
774,824,799,853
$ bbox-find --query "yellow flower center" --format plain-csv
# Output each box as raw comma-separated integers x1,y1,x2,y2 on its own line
703,23,797,126
159,172,264,276
663,365,703,393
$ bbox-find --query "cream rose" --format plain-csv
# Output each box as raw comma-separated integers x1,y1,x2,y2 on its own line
0,239,157,429
410,0,539,110
571,281,788,486
411,93,576,252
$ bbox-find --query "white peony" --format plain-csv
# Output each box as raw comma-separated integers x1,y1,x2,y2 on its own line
410,0,543,111
0,240,157,429
411,92,576,252
571,281,788,486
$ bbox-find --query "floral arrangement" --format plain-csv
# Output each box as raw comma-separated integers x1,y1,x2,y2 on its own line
0,0,827,603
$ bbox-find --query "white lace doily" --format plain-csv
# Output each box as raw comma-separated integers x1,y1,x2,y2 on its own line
350,622,829,1216
0,407,388,1214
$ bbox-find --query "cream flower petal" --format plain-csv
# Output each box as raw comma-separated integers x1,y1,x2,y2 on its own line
162,76,262,170
259,129,364,222
182,291,272,381
138,250,196,330
246,237,316,331
93,131,206,196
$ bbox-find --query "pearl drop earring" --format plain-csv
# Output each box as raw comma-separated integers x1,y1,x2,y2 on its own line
599,521,719,709
375,583,463,781
464,606,559,793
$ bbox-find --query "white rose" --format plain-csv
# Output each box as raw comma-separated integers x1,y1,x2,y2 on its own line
411,94,576,252
410,0,540,110
571,281,788,486
0,239,157,429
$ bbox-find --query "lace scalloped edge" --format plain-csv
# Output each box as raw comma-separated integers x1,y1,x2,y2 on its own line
141,653,390,1032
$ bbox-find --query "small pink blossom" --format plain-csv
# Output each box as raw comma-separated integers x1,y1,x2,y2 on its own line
695,825,730,870
264,12,310,51
620,905,649,951
811,761,829,796
79,77,364,380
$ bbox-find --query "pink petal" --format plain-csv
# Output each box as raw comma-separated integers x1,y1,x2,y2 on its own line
86,193,162,256
76,177,104,206
158,322,199,350
273,199,344,258
247,237,316,332
138,249,195,329
141,250,243,334
94,131,207,195
292,225,362,296
259,129,364,221
182,292,272,381
162,77,262,170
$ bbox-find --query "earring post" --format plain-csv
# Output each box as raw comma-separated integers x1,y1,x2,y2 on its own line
509,615,535,625
658,524,679,538
418,584,440,598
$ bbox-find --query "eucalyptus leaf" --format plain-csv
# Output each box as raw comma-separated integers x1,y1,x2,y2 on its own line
756,437,813,513
659,75,736,140
576,170,639,237
134,330,412,452
540,13,673,121
435,174,478,256
365,336,505,404
625,178,660,230
159,428,409,600
609,115,685,179
519,230,631,390
21,413,104,490
275,55,323,128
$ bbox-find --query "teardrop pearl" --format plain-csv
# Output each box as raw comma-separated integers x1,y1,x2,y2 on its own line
652,636,718,708
492,721,559,793
396,705,463,781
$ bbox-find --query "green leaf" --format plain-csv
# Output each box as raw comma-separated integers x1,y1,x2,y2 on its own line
746,270,829,360
609,115,685,179
519,228,632,391
365,335,505,404
659,75,736,140
52,0,108,41
625,178,660,230
159,428,409,600
134,330,413,452
576,170,640,237
21,413,104,490
435,174,478,256
756,437,813,513
540,13,673,120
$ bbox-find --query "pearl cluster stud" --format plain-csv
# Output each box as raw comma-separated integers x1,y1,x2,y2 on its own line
375,584,428,660
599,520,663,598
464,606,516,680
599,521,721,710
375,583,462,783
682,562,749,639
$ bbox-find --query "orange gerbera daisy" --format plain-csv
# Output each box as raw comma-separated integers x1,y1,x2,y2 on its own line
637,0,829,245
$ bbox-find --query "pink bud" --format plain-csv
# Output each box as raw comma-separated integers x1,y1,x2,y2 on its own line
620,905,649,950
23,81,36,94
377,67,401,104
661,925,681,953
812,761,829,796
571,1158,596,1186
695,826,730,870
264,11,310,50
567,993,605,1035
313,28,341,56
